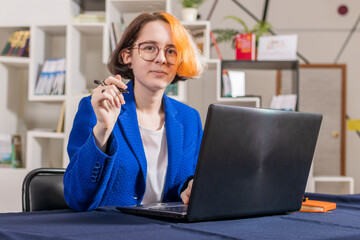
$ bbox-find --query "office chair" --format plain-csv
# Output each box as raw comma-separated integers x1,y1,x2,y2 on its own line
22,168,70,212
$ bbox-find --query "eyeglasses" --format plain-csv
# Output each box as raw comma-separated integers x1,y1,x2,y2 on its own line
132,42,178,65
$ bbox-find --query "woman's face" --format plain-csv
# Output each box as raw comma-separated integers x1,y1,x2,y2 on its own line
123,20,178,93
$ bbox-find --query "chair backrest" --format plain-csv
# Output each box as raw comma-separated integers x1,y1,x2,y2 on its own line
22,168,70,212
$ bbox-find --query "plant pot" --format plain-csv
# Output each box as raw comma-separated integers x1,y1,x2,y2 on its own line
182,8,198,21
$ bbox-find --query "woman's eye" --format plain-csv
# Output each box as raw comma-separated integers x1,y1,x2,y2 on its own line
166,48,177,55
143,45,156,51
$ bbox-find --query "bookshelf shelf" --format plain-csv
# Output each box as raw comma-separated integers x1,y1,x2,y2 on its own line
73,23,105,34
0,56,29,67
27,130,66,139
29,95,66,102
0,168,28,173
217,96,261,105
110,0,167,13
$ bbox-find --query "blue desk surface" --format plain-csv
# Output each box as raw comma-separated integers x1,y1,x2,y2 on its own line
1,193,360,240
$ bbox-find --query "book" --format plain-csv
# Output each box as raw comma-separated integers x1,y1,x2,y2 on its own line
300,199,336,213
165,83,178,96
35,58,66,95
11,135,22,168
17,30,30,57
0,134,12,168
56,102,66,133
221,70,231,97
109,23,116,52
6,31,22,56
1,31,16,55
12,30,25,56
73,13,105,23
235,33,255,60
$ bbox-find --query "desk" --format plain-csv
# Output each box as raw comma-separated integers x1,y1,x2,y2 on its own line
1,193,360,240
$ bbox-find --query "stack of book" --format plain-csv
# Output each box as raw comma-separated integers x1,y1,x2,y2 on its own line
35,58,66,95
110,19,126,52
1,30,30,57
73,12,105,23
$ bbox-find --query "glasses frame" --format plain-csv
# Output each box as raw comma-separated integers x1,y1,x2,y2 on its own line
132,41,178,65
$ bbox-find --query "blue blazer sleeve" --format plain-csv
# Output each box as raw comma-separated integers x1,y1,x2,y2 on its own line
64,96,120,211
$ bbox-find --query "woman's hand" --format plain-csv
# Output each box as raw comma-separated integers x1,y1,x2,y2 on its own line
91,75,127,151
180,179,193,205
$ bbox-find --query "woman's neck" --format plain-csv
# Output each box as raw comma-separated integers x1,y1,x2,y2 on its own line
134,82,165,130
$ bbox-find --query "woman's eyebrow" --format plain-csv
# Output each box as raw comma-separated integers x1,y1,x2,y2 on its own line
141,40,175,48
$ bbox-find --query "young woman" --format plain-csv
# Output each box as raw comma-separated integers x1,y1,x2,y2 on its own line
64,12,206,211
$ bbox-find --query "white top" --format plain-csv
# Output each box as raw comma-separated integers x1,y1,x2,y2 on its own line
139,125,168,204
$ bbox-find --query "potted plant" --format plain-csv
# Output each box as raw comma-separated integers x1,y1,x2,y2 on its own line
212,16,272,48
181,0,205,21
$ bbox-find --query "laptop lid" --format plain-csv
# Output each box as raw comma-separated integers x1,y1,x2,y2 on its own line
186,104,322,221
118,104,322,222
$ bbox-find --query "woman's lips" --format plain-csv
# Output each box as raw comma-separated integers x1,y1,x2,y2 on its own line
151,70,167,77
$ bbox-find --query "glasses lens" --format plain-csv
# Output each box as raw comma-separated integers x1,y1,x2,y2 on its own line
138,42,178,64
165,47,177,64
138,43,158,61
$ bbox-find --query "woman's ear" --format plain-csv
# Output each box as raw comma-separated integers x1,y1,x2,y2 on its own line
121,49,132,65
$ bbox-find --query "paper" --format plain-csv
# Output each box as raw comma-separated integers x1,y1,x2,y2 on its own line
347,119,360,131
227,70,245,97
257,34,298,61
270,94,297,111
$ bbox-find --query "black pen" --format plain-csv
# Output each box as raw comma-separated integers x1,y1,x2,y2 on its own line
94,79,129,94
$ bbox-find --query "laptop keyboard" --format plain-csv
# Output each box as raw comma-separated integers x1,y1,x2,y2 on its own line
150,205,188,213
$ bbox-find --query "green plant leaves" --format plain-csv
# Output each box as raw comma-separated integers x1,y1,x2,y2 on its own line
212,29,240,48
181,0,204,8
212,15,273,49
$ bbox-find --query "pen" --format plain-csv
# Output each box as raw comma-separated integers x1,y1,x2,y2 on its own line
94,79,129,94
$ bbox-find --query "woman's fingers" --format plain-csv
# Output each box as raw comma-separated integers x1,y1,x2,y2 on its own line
103,75,128,92
99,84,126,108
180,179,193,205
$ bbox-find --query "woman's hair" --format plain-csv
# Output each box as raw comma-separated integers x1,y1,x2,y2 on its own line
108,12,206,83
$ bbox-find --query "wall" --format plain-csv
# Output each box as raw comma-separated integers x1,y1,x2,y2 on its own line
195,0,360,192
0,0,359,192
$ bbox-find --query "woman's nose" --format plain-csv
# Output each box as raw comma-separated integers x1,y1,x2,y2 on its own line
154,49,167,64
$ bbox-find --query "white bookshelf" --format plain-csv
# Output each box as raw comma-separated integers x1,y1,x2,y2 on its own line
0,0,262,212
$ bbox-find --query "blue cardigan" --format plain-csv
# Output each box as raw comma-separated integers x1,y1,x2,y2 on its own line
64,83,203,211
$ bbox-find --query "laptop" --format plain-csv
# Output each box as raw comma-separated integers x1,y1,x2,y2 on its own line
117,104,323,222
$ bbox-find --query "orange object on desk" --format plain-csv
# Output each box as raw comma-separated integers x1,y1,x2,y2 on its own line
300,199,336,213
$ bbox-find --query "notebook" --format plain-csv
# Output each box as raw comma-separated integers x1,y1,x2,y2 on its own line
117,104,323,222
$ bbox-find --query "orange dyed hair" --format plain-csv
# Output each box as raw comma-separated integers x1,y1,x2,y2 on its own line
108,12,205,83
160,12,200,78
